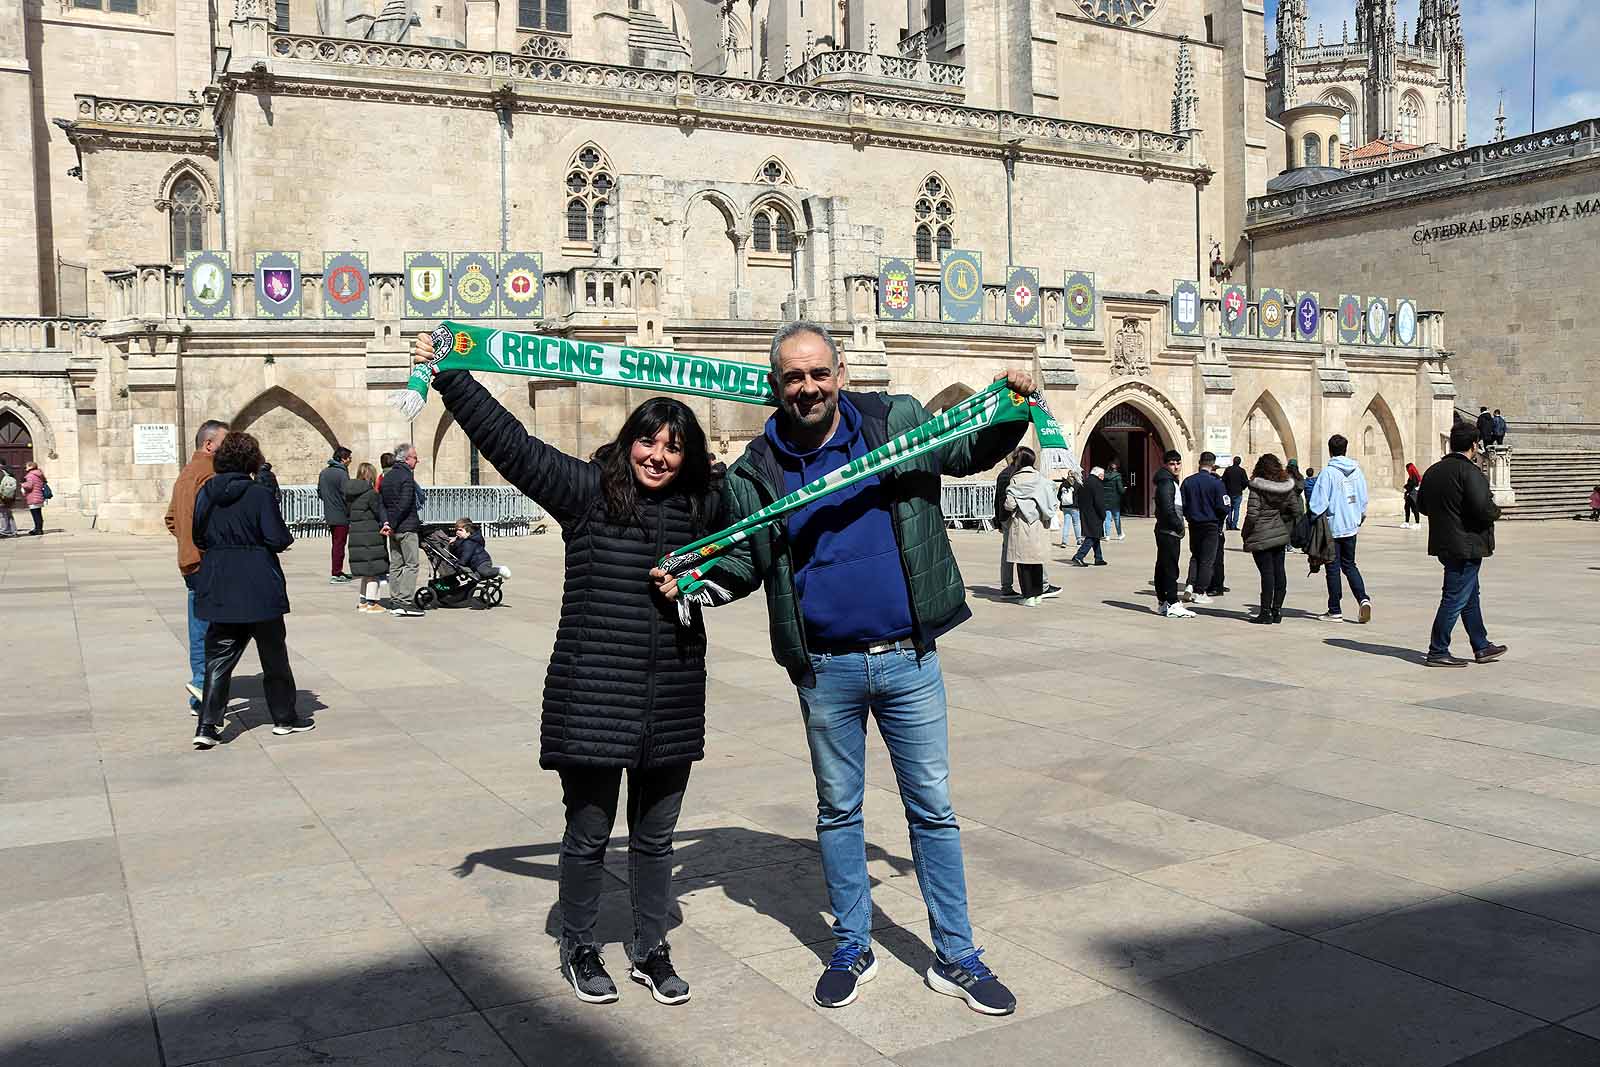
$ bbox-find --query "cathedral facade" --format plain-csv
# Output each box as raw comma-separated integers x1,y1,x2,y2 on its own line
1268,0,1468,162
1,0,1457,532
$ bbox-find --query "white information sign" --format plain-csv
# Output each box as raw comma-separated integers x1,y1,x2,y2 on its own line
133,424,179,465
1205,425,1232,459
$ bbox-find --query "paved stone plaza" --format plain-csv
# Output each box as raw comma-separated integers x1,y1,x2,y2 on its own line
4,518,1600,1066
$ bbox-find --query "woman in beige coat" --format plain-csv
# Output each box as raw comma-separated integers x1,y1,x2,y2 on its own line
1003,448,1055,605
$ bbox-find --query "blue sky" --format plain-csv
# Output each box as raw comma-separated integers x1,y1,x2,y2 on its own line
1264,0,1598,146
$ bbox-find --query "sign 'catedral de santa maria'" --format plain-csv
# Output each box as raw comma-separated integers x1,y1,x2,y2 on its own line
1413,195,1600,245
1,0,1590,529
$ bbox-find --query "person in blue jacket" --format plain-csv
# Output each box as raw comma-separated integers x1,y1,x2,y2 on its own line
1308,434,1372,623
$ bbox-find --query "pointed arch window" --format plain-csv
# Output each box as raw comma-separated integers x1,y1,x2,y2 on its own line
1399,93,1423,143
168,176,208,261
914,174,954,265
1321,91,1355,153
749,201,797,263
563,143,613,250
1302,133,1322,168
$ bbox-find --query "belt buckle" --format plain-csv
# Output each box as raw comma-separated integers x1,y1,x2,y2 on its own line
864,639,900,655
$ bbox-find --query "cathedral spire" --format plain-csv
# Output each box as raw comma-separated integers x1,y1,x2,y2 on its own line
1171,35,1199,134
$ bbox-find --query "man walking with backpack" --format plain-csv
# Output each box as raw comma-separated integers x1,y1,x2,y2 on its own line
1419,424,1507,666
1309,433,1372,623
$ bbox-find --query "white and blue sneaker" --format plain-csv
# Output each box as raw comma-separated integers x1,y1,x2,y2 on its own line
813,944,877,1008
926,948,1016,1016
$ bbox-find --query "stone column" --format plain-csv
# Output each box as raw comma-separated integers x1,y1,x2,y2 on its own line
0,0,41,316
728,230,753,319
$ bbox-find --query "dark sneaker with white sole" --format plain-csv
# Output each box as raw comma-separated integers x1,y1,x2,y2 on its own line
271,720,316,735
926,948,1016,1016
630,942,690,1005
561,943,619,1004
814,944,877,1008
192,724,223,749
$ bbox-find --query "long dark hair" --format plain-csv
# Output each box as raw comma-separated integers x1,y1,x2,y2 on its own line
593,398,715,533
1250,453,1286,482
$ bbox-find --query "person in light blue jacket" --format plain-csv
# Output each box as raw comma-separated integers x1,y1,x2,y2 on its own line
1308,434,1371,623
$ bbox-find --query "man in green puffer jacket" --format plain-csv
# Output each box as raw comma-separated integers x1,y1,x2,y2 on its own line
694,322,1028,1018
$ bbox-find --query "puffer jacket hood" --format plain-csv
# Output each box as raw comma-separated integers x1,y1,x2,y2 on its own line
208,471,255,507
1241,473,1305,552
1249,476,1296,495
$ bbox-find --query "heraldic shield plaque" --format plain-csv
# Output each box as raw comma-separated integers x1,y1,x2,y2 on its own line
940,250,983,324
1171,279,1201,336
1220,284,1249,338
322,252,370,319
1257,288,1287,341
877,257,915,321
184,250,232,319
254,251,302,319
1395,298,1419,347
1365,297,1391,346
1006,266,1040,328
450,253,499,319
1337,294,1363,345
498,253,544,318
404,252,449,319
1064,270,1096,331
1295,291,1321,342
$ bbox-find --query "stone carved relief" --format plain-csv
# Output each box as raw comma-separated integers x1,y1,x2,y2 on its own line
1109,318,1150,377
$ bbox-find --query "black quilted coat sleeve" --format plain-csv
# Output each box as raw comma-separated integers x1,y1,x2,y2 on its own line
433,369,598,525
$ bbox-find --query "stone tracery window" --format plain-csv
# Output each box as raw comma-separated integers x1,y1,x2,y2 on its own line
563,143,613,248
749,200,797,261
168,175,208,261
1399,92,1423,143
914,174,954,264
1321,90,1355,154
755,157,791,185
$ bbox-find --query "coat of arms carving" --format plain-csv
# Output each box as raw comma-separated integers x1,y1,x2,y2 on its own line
1110,318,1151,377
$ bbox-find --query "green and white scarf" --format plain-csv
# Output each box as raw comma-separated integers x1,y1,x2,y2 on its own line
399,321,1068,610
392,322,774,421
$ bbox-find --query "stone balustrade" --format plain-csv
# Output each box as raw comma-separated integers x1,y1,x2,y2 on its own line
1248,118,1599,224
73,95,209,129
781,49,965,98
261,32,1201,174
0,318,104,354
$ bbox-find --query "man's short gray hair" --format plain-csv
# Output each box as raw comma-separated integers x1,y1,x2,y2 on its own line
194,420,228,450
394,442,414,462
768,321,839,375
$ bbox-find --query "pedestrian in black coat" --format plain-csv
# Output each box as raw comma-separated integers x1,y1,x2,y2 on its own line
1071,468,1108,566
189,432,312,747
1419,424,1506,666
344,461,389,611
416,332,719,1006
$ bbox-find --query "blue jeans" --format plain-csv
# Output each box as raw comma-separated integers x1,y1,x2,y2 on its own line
798,648,975,964
184,574,207,702
1071,535,1105,564
1429,559,1491,657
1324,535,1368,614
1103,510,1122,537
1059,507,1081,545
1227,495,1242,529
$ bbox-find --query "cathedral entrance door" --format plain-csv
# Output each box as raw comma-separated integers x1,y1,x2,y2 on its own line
0,412,33,475
1083,402,1166,516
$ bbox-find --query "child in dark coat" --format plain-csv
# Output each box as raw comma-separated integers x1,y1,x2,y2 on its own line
449,518,510,579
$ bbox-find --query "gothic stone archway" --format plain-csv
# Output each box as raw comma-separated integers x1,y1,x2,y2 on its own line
1076,380,1195,517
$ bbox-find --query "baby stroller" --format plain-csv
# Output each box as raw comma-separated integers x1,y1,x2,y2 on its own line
415,525,506,610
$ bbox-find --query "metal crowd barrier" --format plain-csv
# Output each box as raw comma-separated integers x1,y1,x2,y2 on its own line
276,485,547,538
941,482,996,530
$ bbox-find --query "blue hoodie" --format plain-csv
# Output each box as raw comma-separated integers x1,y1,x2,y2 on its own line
1309,455,1368,538
765,395,914,647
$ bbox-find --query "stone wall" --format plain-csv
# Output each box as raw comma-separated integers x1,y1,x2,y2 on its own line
1251,135,1600,447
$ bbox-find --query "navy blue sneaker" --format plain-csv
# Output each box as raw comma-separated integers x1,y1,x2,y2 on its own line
813,944,877,1008
926,948,1016,1016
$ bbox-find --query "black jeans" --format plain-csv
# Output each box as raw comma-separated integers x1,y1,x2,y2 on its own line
1253,546,1288,614
200,618,298,728
1017,563,1043,597
558,763,691,958
1187,522,1222,593
1404,497,1421,523
1154,532,1182,603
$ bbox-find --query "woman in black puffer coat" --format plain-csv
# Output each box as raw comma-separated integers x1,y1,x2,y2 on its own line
422,340,720,1009
1241,452,1305,625
344,461,390,612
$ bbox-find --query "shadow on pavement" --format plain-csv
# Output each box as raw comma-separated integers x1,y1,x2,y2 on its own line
1088,874,1600,1066
453,825,931,973
1324,638,1429,664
